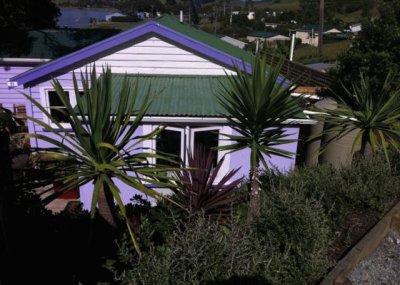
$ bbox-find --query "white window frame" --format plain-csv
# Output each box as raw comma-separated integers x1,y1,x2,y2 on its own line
40,86,80,128
142,124,232,183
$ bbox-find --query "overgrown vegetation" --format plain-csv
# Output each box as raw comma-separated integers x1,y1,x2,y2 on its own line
108,153,400,285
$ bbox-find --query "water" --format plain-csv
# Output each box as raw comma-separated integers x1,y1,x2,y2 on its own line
57,8,117,28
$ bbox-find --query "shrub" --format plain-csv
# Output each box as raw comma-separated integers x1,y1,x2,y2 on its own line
110,184,331,285
255,186,331,285
171,147,243,220
110,217,272,285
263,153,400,229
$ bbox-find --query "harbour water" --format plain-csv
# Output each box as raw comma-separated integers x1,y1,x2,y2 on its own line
57,8,117,28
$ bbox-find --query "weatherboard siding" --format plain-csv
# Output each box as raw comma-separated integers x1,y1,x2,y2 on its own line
0,66,32,110
0,65,37,143
78,37,236,76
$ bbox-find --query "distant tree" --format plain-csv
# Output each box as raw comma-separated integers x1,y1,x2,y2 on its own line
298,0,336,24
1,0,60,28
330,0,400,95
0,0,60,56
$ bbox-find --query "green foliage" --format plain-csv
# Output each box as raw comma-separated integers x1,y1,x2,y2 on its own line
263,152,400,230
331,0,400,95
1,186,120,284
22,66,178,252
171,147,243,220
0,0,60,56
313,73,400,166
110,185,331,285
111,217,271,285
254,186,331,285
217,55,299,171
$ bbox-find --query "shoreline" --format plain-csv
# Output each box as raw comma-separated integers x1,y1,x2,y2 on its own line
59,6,119,12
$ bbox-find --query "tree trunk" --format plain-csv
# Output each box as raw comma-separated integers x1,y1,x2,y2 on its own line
359,137,372,157
97,183,117,228
247,166,261,224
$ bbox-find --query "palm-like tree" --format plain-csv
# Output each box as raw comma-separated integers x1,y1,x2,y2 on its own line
22,67,177,253
217,55,300,220
313,73,400,167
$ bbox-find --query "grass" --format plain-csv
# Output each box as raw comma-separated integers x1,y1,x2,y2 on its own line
226,0,299,12
254,0,300,11
294,40,351,63
336,10,364,23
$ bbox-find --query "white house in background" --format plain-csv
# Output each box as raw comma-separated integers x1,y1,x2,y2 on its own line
247,31,290,48
105,12,127,22
349,23,362,34
247,12,255,20
295,25,341,46
265,23,279,29
219,35,247,49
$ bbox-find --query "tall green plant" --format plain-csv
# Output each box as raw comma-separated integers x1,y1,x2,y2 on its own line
217,55,300,220
22,67,178,253
313,73,400,167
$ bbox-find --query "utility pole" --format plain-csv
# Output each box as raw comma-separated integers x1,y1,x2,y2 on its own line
318,0,324,56
214,5,218,34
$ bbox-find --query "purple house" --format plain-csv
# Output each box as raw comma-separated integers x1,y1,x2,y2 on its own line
1,16,311,208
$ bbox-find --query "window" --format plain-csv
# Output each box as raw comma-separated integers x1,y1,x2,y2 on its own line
193,129,219,167
142,125,231,183
156,128,183,166
48,90,70,123
41,87,80,126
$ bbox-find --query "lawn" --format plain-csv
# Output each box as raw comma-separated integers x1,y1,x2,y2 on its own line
254,0,300,11
294,39,351,63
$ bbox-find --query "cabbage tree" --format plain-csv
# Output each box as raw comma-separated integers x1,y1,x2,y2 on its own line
22,67,178,252
217,55,300,221
313,73,400,168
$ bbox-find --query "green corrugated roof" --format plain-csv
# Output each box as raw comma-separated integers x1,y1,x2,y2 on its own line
156,15,253,63
109,74,306,119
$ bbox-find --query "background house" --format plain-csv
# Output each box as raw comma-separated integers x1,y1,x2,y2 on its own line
2,16,309,208
105,12,127,22
247,31,290,48
295,25,342,46
218,35,247,49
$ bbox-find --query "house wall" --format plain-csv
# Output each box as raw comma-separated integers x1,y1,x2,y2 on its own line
77,126,300,210
4,36,300,209
0,65,36,137
0,65,32,111
296,31,319,46
80,36,236,76
24,36,238,148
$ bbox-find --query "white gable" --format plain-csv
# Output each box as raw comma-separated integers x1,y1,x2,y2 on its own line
81,37,236,76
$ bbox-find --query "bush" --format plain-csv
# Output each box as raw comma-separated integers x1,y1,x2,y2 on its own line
110,184,331,285
2,187,120,284
263,153,400,229
111,217,272,285
255,186,331,285
261,153,400,260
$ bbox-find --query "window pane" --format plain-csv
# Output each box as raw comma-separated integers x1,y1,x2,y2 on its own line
48,91,70,123
48,91,69,107
194,130,219,167
156,129,182,166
